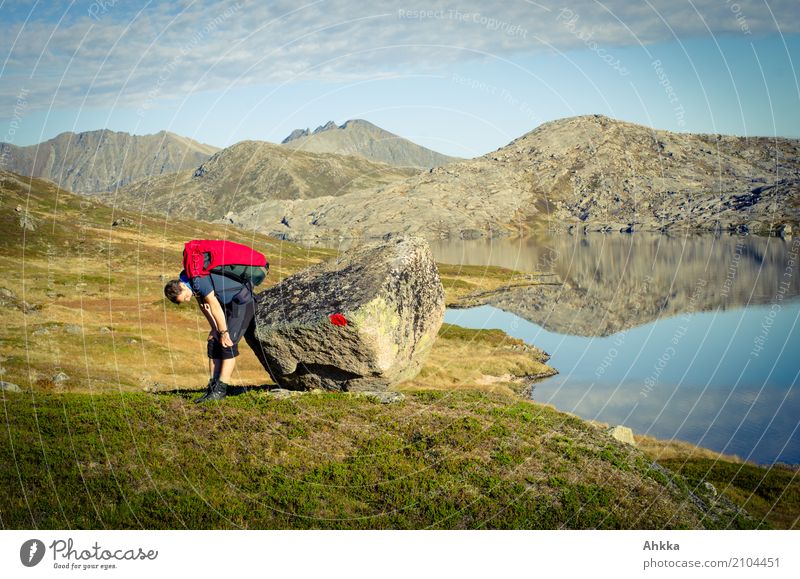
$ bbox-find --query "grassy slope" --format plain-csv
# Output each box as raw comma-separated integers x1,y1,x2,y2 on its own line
0,170,337,392
0,171,796,529
0,389,757,529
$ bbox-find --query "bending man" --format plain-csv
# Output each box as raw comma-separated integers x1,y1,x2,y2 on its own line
164,269,256,403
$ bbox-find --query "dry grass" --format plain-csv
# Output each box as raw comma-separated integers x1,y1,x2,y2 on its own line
633,433,747,464
396,323,556,396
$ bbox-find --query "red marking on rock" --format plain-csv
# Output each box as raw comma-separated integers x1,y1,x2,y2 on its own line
329,313,347,326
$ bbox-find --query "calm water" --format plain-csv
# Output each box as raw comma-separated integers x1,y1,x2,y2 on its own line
435,233,800,465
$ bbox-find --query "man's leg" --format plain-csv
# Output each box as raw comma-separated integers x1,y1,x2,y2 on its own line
209,357,234,380
218,357,236,382
217,295,253,383
196,295,251,403
196,342,232,403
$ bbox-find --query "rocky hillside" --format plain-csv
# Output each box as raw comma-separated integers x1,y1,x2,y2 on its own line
228,115,800,241
281,119,458,168
104,140,419,221
0,129,218,194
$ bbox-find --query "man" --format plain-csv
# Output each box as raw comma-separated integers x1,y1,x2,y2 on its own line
164,266,256,403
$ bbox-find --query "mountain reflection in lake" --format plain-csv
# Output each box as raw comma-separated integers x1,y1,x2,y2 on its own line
435,233,800,465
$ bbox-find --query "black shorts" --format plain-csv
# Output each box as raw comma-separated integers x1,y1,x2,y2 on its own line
207,290,256,360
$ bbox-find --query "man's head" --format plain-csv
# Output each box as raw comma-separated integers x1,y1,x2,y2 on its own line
164,280,193,304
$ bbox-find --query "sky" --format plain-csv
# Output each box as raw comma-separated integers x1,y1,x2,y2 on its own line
1,0,799,157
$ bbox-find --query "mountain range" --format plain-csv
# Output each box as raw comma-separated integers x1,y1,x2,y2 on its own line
0,129,218,194
227,115,800,241
101,139,418,221
6,116,798,241
281,119,458,168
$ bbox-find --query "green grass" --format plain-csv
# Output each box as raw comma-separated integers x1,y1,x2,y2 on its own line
0,388,758,530
659,458,800,529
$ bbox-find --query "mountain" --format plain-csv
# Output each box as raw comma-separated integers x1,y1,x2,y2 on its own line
227,115,800,241
104,140,419,221
0,130,218,194
280,119,459,168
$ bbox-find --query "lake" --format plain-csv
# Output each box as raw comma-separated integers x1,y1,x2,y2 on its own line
435,233,799,465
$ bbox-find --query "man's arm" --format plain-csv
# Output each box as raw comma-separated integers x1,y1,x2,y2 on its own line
197,300,218,332
200,292,233,347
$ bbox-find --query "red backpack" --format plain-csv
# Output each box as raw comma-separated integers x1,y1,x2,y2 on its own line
182,240,269,286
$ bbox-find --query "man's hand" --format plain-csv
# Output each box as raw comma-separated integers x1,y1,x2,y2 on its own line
220,331,234,348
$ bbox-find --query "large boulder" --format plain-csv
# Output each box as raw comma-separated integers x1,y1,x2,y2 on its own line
246,235,444,392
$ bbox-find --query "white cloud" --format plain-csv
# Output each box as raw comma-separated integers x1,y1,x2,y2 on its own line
0,0,798,115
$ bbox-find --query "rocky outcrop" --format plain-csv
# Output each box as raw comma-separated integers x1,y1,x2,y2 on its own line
0,381,22,392
246,235,444,391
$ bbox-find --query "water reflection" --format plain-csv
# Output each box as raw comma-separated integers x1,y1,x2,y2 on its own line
435,233,800,465
446,302,800,465
433,233,800,336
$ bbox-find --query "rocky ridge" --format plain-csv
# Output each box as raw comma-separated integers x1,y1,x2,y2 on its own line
228,115,800,241
1,129,218,194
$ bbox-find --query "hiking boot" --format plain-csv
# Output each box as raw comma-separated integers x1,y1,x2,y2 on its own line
193,377,216,404
194,378,228,404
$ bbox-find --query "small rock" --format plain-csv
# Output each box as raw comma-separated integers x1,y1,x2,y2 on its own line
100,326,112,333
607,425,636,446
268,388,302,399
143,382,170,393
15,204,22,212
127,338,138,345
52,372,69,384
111,217,134,228
0,380,22,392
18,214,36,231
703,481,718,497
350,391,405,404
63,324,82,335
32,327,50,336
